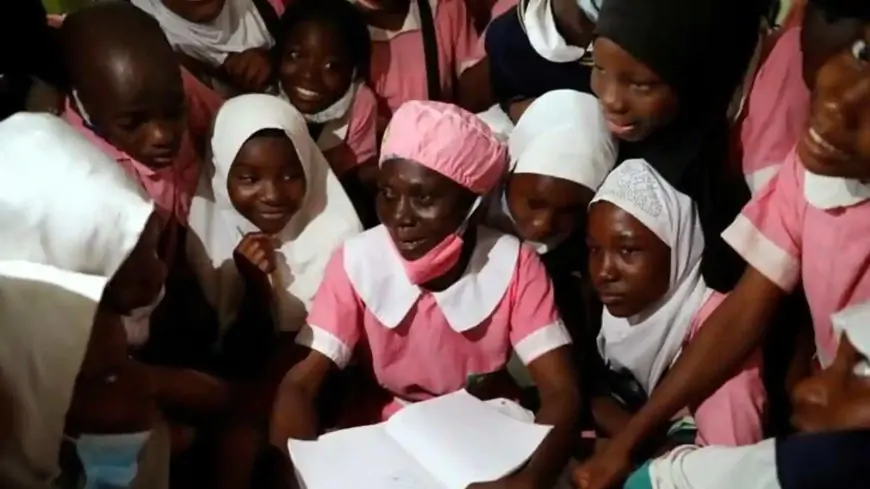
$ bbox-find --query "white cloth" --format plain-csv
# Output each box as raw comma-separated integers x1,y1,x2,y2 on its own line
186,94,363,336
831,301,870,363
0,262,105,489
476,104,515,142
131,0,273,66
646,440,781,489
592,159,712,394
278,82,358,151
510,89,616,191
522,0,589,62
803,171,870,210
0,113,153,279
0,113,155,487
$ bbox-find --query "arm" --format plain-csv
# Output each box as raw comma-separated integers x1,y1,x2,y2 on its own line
452,0,495,111
518,346,581,487
269,350,335,449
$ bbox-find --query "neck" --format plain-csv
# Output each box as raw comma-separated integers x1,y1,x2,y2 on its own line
421,227,477,292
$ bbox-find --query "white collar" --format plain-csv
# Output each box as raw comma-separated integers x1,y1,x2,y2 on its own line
804,170,870,210
342,225,520,332
367,0,439,42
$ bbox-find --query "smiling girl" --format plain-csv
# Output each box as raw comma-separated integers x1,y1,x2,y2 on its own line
271,100,579,489
277,0,379,225
575,6,870,488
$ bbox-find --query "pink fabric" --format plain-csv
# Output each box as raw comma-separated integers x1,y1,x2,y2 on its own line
369,0,483,131
322,84,379,176
305,241,564,422
722,150,870,365
181,66,224,143
739,27,810,193
266,0,287,16
686,292,765,446
381,100,507,194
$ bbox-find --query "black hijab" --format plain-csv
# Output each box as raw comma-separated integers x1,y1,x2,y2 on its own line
595,0,768,291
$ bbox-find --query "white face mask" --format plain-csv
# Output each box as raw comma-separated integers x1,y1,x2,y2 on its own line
122,286,165,348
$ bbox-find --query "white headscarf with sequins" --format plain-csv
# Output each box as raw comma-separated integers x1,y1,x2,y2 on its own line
592,159,712,394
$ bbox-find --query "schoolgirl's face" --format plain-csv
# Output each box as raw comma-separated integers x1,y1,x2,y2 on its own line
377,158,476,260
798,26,870,179
227,132,308,235
791,337,870,433
506,174,593,243
78,49,186,169
801,5,865,90
103,213,167,316
161,0,226,23
586,200,670,318
591,37,679,143
280,20,355,116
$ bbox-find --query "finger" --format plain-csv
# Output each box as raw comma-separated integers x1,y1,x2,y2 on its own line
256,258,272,274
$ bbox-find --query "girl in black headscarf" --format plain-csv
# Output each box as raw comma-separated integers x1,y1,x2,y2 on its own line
591,0,769,292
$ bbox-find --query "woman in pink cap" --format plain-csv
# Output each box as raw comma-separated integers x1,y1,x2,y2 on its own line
269,100,580,489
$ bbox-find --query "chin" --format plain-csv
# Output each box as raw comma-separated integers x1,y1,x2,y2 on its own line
602,303,639,318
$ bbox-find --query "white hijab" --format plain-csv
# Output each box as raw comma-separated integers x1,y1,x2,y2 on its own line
522,0,602,62
131,0,273,66
489,90,617,253
592,159,712,394
0,114,155,488
186,94,363,336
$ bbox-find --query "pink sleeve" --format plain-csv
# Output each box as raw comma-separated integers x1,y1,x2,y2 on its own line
182,67,223,142
508,246,572,364
441,0,484,76
345,84,379,167
295,248,362,368
740,28,809,192
722,152,806,292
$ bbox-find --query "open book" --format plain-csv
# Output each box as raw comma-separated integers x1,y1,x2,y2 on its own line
288,390,552,489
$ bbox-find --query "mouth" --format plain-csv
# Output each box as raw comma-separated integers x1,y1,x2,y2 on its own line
604,116,639,138
596,289,626,306
256,207,293,222
293,86,324,103
801,127,851,166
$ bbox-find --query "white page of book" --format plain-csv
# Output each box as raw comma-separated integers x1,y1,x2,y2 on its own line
289,424,445,489
384,390,552,489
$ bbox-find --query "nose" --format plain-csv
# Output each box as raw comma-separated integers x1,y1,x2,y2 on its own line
792,373,830,412
392,195,415,227
593,252,619,284
831,76,870,131
146,120,175,148
261,180,281,204
598,79,627,115
526,212,554,241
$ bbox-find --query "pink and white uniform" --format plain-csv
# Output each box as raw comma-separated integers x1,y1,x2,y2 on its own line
296,101,572,421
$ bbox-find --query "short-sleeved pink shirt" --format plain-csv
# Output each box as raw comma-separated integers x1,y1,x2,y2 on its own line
739,27,810,194
722,151,870,365
368,0,483,132
297,225,572,419
319,84,379,176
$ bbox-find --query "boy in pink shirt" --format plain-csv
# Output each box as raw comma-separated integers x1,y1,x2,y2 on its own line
355,0,491,132
59,3,219,266
574,6,870,489
271,101,579,489
277,0,380,225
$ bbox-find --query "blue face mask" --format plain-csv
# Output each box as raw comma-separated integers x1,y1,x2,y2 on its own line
71,431,151,489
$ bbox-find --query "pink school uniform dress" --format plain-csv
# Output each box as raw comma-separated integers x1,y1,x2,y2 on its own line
738,27,810,194
316,83,379,176
367,0,483,132
723,149,870,367
593,160,764,447
296,100,572,423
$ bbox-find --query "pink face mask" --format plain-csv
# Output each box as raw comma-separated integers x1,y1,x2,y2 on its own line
394,198,481,286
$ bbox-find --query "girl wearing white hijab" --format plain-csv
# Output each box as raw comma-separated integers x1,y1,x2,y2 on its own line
131,0,283,95
586,159,765,447
186,94,363,358
488,89,616,255
619,301,870,489
0,113,169,489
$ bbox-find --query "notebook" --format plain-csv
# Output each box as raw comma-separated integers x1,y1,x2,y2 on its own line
288,390,552,489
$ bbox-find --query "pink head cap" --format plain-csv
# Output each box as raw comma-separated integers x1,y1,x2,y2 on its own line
380,101,507,195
